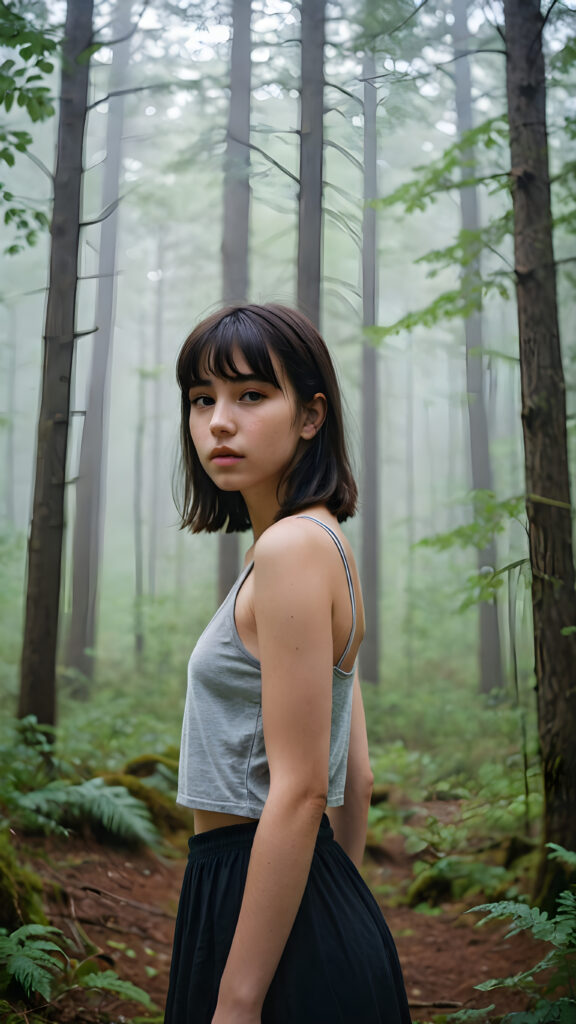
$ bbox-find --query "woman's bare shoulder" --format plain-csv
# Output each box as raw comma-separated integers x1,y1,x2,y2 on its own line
253,515,336,575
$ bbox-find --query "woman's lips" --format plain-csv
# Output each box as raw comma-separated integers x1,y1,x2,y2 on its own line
210,454,244,465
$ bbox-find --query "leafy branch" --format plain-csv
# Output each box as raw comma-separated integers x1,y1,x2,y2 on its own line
0,3,60,253
372,116,509,215
0,923,156,1011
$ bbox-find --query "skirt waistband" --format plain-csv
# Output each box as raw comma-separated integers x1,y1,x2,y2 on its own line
187,813,334,860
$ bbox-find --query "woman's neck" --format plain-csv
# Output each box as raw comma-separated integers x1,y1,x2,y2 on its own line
243,489,280,541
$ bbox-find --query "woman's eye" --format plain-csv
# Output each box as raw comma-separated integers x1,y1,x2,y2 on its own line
241,390,264,403
190,394,214,408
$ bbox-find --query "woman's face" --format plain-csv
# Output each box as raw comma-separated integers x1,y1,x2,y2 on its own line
187,347,310,503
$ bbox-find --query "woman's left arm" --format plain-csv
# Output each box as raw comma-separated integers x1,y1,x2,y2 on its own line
212,523,335,1023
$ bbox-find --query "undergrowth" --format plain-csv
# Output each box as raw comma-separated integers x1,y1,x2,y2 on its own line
0,716,160,846
0,922,156,1022
440,846,576,1024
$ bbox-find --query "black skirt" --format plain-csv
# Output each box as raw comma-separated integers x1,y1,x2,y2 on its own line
164,815,411,1024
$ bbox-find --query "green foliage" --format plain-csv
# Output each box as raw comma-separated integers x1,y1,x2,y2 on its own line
547,845,576,870
450,847,576,1024
0,1,58,253
372,117,510,214
18,777,159,846
0,716,159,846
414,491,529,612
0,829,46,931
416,212,513,276
0,922,156,1012
407,856,508,905
0,923,64,1001
365,281,484,341
0,4,58,117
71,968,155,1009
418,491,526,555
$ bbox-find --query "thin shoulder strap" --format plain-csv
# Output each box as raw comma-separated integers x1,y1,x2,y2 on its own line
297,515,357,668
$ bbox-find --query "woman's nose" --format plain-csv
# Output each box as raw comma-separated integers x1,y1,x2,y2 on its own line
209,400,237,435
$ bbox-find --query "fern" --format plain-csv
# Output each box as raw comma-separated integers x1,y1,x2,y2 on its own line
0,925,158,1013
80,969,156,1009
0,924,66,1001
18,778,159,845
451,862,576,1024
471,890,576,950
548,844,576,870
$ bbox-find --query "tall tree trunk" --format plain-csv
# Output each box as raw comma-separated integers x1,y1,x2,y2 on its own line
424,400,437,533
4,306,17,526
297,0,325,327
360,49,380,685
218,0,252,601
452,0,503,694
134,322,147,664
18,0,94,726
66,0,133,685
503,0,576,907
148,227,165,599
404,338,415,687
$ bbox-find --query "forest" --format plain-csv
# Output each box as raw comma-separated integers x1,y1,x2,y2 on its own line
1,0,575,1021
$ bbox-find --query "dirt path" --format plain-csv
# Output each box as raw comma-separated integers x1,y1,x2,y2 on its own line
19,827,545,1023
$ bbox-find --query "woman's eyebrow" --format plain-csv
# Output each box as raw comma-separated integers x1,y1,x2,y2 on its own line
189,372,270,387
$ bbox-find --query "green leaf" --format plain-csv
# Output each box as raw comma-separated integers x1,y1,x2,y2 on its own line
77,42,104,66
404,834,428,855
19,777,159,845
547,844,576,868
80,970,157,1009
446,1007,496,1024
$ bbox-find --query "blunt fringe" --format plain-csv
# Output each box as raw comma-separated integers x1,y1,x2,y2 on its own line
175,303,357,533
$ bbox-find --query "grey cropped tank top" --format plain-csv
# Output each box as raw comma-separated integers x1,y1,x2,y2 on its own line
176,516,357,817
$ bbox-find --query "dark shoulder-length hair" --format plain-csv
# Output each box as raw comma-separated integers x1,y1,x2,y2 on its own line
175,303,357,533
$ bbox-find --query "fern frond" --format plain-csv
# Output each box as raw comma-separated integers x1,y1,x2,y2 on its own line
18,778,158,845
475,950,558,992
469,900,558,943
547,843,576,870
80,969,157,1009
0,924,66,1001
73,779,159,845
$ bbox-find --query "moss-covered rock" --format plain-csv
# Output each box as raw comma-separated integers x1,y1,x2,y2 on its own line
123,754,179,778
407,856,508,906
0,831,46,931
99,774,192,834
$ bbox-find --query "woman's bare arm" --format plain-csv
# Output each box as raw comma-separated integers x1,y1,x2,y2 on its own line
212,522,335,1023
328,669,374,868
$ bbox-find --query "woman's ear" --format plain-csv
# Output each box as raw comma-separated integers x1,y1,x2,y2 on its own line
300,393,327,440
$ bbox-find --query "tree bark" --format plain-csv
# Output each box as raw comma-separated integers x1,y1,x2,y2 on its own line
134,322,147,665
65,0,133,685
360,50,380,685
4,306,17,526
452,0,503,694
504,0,576,906
218,0,252,601
18,0,94,726
297,0,325,327
404,337,415,688
148,227,165,599
222,0,251,307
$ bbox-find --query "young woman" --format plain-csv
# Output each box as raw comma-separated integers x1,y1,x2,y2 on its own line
165,304,411,1024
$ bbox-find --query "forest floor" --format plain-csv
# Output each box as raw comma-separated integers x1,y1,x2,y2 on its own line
18,798,546,1024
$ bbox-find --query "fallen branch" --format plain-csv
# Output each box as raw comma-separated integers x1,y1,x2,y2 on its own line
80,883,173,918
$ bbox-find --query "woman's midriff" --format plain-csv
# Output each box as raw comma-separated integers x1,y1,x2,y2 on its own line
193,809,259,834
